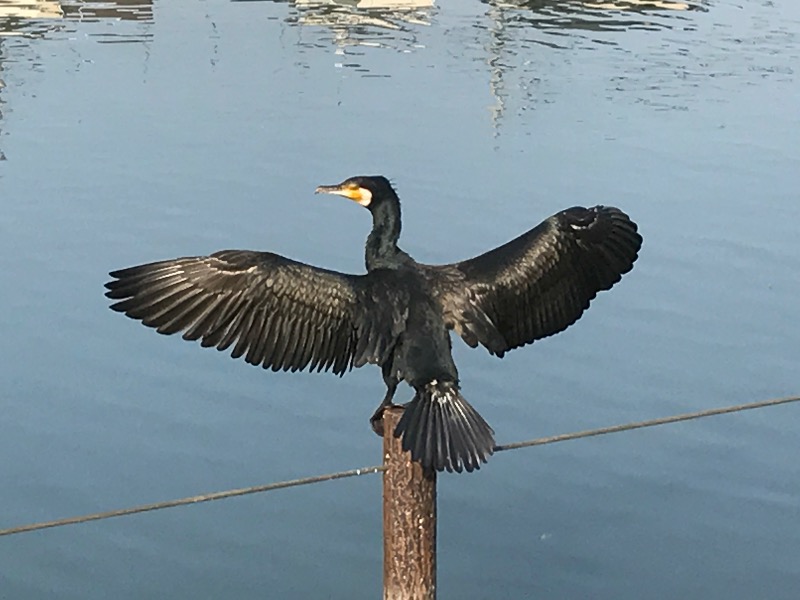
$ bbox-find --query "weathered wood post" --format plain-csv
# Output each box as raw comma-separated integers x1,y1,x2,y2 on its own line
382,406,437,600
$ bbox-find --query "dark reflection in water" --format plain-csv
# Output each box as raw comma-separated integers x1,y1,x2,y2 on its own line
483,0,704,38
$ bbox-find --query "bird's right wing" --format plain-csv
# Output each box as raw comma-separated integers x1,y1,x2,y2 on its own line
423,206,642,356
105,250,406,374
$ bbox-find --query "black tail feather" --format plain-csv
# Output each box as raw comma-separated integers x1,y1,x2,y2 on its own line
394,381,495,473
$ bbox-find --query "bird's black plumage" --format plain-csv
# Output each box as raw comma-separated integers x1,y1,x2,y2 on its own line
105,175,642,473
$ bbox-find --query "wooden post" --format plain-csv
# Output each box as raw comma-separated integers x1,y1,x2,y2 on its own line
382,406,437,600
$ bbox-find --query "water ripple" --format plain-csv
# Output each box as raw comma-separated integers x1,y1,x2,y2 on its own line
0,0,152,44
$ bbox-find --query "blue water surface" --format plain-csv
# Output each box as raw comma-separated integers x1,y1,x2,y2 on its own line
0,0,798,598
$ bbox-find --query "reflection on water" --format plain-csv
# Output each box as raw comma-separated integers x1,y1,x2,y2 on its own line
484,0,702,36
257,0,706,84
62,0,153,43
590,0,690,8
294,0,433,30
0,0,63,38
0,1,63,22
0,0,795,131
0,0,151,40
61,0,153,21
0,0,794,147
265,0,699,54
480,0,800,130
480,0,705,130
0,81,4,161
254,0,435,51
0,0,153,160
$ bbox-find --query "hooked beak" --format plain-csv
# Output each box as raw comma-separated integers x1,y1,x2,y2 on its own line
315,184,343,195
315,183,371,206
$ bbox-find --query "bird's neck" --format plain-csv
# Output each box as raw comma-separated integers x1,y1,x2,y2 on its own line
365,197,404,271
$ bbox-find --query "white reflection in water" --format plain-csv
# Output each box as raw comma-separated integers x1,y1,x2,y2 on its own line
0,1,63,22
0,0,152,41
289,0,435,53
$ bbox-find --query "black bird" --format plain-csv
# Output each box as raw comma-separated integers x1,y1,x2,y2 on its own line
105,176,641,473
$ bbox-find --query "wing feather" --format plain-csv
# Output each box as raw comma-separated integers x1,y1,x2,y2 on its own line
424,206,642,355
106,249,399,375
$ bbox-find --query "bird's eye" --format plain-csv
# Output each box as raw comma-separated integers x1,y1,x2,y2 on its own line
347,182,360,190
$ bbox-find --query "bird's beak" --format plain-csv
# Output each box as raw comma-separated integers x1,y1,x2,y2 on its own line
315,184,344,196
315,184,368,205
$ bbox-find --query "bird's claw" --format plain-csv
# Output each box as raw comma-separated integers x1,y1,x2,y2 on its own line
370,403,398,437
370,414,385,437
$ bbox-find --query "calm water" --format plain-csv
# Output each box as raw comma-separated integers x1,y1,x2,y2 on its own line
1,0,799,598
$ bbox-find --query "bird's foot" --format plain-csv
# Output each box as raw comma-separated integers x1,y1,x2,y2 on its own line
370,403,398,437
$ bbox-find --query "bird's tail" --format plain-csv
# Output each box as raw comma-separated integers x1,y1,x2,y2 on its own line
394,380,495,473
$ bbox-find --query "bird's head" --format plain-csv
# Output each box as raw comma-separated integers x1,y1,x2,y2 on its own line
315,175,396,210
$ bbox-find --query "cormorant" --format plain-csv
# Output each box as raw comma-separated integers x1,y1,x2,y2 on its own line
105,175,641,473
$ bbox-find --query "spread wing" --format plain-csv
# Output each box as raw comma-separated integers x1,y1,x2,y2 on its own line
423,206,642,356
105,250,407,374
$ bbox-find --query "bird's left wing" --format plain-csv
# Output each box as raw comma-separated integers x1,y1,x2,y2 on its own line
421,206,642,356
105,250,405,374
